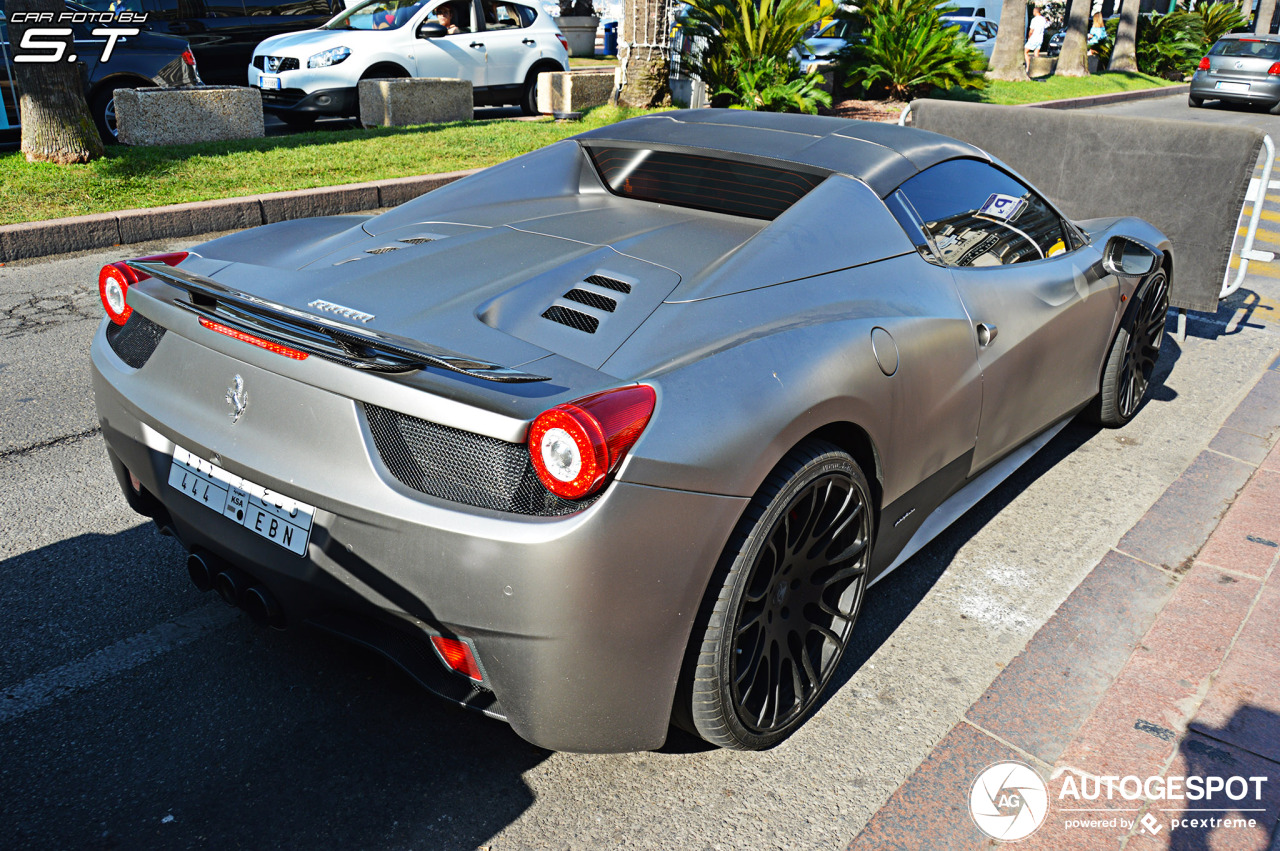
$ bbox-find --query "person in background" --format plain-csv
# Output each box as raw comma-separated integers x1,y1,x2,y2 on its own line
1024,4,1048,75
436,4,465,33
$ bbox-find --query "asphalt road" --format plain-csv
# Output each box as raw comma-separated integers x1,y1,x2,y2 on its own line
3,94,1280,850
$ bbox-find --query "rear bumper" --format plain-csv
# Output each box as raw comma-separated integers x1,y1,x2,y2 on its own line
91,319,748,752
1190,71,1280,104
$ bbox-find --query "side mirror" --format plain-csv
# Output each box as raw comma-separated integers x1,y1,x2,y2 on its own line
1103,237,1159,277
417,20,446,38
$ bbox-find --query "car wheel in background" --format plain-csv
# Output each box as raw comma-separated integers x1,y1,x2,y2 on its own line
1188,94,1204,108
682,440,874,750
1269,99,1280,115
92,82,149,144
1093,269,1169,428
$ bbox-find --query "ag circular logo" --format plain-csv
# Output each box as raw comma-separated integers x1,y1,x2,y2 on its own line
969,761,1049,842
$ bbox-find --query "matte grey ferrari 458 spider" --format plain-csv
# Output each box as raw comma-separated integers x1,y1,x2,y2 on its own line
92,110,1171,753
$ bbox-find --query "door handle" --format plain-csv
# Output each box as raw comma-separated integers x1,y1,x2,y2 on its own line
975,323,998,347
469,41,485,48
522,37,536,45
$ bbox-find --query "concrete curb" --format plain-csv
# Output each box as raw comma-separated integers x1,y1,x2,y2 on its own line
1029,82,1190,110
0,169,478,264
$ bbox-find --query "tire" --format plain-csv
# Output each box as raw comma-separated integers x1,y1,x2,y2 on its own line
1188,94,1204,108
1093,269,1169,428
682,440,874,750
520,70,541,116
1269,99,1280,116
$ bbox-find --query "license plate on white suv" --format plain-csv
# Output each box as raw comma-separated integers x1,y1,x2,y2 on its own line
167,445,315,555
259,74,283,90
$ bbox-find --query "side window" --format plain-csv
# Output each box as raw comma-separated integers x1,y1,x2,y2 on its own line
484,1,528,27
895,159,1071,268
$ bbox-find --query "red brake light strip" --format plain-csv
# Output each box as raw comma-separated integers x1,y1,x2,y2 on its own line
198,317,309,360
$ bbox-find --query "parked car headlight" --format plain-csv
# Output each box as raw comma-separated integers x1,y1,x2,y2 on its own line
307,46,351,68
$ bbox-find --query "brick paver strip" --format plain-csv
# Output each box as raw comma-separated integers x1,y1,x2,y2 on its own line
852,364,1280,850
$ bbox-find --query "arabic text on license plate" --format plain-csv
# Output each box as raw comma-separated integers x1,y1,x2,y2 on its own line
1216,81,1249,93
259,74,282,90
167,445,315,555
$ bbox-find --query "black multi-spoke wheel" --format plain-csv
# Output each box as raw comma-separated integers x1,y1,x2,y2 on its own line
682,441,873,750
1094,269,1169,428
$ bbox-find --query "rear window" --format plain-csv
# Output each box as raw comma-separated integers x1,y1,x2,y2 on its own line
1211,38,1280,59
584,145,826,220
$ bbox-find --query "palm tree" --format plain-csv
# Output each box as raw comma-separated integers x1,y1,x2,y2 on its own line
617,0,674,106
1110,0,1140,71
1055,0,1092,76
987,0,1031,80
4,0,103,163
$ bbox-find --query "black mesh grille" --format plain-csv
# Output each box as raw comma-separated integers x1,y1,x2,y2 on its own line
562,288,617,312
105,313,165,369
363,404,594,516
541,305,599,333
584,274,631,294
399,237,436,245
259,88,307,106
252,56,264,70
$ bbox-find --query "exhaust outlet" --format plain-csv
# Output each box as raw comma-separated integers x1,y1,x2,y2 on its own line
186,552,216,592
213,567,253,607
242,585,285,629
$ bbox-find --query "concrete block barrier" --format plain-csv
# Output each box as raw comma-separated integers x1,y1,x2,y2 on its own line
358,78,472,127
116,86,265,146
909,99,1265,313
535,68,617,115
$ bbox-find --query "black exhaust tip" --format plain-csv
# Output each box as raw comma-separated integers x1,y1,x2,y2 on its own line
242,585,284,629
213,567,253,607
186,552,216,592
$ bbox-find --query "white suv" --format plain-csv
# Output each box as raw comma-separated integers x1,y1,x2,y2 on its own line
250,0,570,124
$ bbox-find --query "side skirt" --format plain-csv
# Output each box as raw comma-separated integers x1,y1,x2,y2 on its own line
869,416,1073,587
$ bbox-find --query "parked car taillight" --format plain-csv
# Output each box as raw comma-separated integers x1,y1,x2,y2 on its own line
1269,61,1280,76
555,32,569,52
1198,56,1211,71
182,49,196,67
528,385,656,500
98,252,188,325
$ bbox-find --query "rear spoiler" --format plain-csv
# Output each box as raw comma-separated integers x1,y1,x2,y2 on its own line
128,260,551,384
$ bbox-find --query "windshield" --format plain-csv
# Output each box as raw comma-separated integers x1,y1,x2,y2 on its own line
1211,38,1280,60
326,0,429,30
947,19,975,34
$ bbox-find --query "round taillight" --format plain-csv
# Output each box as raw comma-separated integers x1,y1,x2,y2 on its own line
528,385,657,501
98,262,135,325
97,252,189,326
1198,56,1211,71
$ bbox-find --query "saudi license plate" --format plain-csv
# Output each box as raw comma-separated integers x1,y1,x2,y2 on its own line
167,445,315,555
1216,81,1249,93
259,74,282,90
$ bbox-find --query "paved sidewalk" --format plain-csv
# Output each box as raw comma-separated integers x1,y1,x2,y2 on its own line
850,358,1280,849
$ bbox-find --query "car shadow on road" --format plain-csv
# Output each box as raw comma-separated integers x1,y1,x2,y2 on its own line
0,523,547,849
1182,287,1275,341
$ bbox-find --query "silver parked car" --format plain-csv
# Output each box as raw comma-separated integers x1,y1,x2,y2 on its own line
92,111,1171,753
1189,33,1280,113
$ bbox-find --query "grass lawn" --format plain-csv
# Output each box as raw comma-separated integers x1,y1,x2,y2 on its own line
0,105,647,226
568,56,619,68
932,71,1182,105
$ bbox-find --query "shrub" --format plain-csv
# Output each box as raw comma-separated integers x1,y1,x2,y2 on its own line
1194,2,1248,47
683,0,834,113
837,0,987,100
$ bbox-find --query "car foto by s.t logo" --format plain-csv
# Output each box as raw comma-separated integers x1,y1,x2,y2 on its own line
8,11,146,65
969,762,1050,842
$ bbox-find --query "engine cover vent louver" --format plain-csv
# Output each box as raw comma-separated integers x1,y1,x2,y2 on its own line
583,274,631,294
541,305,599,333
398,237,436,245
562,288,617,313
366,246,402,255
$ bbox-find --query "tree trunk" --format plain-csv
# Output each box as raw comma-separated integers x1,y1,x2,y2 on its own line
1056,0,1092,77
5,0,103,163
617,0,672,107
1255,0,1277,34
1110,0,1140,73
986,0,1030,81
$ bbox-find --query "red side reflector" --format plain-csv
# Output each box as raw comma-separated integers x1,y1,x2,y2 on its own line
430,636,483,682
1198,56,1211,71
198,317,309,360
